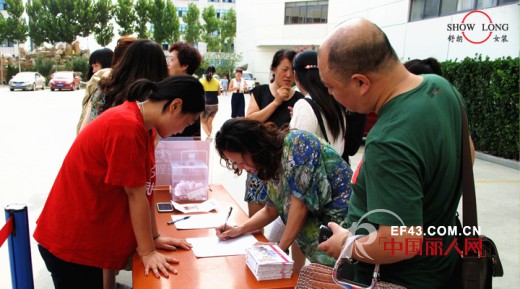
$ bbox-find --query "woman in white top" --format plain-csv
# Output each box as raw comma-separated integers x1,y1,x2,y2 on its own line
290,50,348,153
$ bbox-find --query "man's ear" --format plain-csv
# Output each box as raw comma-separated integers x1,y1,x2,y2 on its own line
351,74,371,95
181,64,189,74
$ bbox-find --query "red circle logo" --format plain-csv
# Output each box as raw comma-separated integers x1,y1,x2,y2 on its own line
461,10,493,44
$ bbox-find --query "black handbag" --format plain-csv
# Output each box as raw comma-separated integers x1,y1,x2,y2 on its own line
458,96,504,289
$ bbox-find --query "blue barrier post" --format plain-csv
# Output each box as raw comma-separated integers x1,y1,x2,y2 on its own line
5,204,34,289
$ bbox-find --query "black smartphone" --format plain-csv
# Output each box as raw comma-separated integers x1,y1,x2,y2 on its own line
318,225,333,244
156,202,174,213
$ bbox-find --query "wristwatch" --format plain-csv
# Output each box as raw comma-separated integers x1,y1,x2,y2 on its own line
339,235,364,264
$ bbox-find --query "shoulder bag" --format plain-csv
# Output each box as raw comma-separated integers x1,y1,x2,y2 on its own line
457,95,504,289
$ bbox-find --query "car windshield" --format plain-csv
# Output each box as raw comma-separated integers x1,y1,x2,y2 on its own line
242,73,253,80
54,72,72,79
15,72,34,78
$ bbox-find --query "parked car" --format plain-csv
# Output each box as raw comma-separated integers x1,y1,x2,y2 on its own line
9,72,46,91
241,71,256,92
49,71,81,91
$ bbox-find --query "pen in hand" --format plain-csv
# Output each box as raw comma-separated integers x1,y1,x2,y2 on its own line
167,216,190,225
223,206,233,231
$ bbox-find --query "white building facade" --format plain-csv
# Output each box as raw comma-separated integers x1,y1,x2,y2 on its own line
235,0,519,85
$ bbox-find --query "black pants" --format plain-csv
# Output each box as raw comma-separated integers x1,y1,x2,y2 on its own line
231,93,245,118
38,244,103,289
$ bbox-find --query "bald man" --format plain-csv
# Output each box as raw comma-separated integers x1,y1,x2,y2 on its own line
317,18,472,288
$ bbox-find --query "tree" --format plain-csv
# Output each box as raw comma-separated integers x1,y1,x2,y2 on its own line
202,6,220,52
4,0,29,47
149,0,179,45
115,0,137,35
182,3,202,45
76,0,95,39
220,8,236,52
135,0,151,39
26,0,49,46
92,0,115,47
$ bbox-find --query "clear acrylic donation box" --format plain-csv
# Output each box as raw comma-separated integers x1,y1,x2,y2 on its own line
155,138,210,202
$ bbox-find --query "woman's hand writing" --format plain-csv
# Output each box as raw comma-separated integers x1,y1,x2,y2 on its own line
215,224,243,240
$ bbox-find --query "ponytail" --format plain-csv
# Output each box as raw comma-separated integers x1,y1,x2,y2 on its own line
125,79,157,102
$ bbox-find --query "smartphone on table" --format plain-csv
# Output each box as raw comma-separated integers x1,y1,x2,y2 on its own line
156,202,174,213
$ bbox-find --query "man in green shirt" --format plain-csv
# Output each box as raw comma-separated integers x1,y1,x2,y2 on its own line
316,18,475,289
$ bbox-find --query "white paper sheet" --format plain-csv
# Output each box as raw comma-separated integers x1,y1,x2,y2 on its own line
187,235,258,258
171,199,217,213
171,214,236,229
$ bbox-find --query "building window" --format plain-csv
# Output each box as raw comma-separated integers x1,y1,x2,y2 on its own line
180,24,187,32
177,7,188,18
410,0,518,21
1,40,15,47
222,0,235,3
208,0,219,2
285,1,328,25
0,0,6,10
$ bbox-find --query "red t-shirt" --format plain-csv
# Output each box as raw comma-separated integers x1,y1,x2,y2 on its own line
34,101,155,269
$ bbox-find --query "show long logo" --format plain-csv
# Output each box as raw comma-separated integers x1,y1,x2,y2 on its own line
446,10,509,44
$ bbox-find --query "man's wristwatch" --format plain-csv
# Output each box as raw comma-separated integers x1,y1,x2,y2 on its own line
340,235,364,264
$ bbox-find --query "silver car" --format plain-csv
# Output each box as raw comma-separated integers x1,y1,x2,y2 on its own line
9,72,46,91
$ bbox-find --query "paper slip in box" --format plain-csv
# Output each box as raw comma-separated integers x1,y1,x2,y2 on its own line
245,244,294,281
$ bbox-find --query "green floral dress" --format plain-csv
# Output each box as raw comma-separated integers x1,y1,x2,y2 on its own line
265,130,353,266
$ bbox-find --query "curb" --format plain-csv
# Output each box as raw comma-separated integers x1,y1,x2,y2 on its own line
475,152,519,170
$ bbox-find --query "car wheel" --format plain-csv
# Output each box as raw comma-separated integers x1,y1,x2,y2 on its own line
32,83,36,91
10,88,14,91
51,88,55,91
41,83,45,90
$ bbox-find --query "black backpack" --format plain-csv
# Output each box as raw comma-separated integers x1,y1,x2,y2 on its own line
303,98,366,164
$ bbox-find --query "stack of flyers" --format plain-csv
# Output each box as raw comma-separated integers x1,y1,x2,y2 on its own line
245,244,294,281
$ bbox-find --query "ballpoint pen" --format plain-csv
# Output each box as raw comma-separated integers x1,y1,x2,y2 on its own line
223,206,233,231
167,216,190,225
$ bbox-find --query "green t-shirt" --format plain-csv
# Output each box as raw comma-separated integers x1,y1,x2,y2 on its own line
346,74,464,289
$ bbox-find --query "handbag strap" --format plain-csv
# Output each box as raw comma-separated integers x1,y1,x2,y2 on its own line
457,92,478,230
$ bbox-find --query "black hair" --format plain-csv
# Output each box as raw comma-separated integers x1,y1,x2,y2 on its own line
293,50,347,141
87,48,114,79
215,119,287,180
205,66,216,82
100,39,168,112
270,49,297,83
125,75,205,113
169,42,202,75
404,57,443,76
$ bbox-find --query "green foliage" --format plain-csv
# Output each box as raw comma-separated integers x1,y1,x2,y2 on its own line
25,0,47,46
72,57,89,80
202,6,220,52
203,52,243,79
135,0,151,39
76,0,95,38
220,8,236,53
182,3,202,45
441,55,519,160
115,0,137,35
92,0,115,47
149,0,179,45
4,0,29,44
35,56,54,81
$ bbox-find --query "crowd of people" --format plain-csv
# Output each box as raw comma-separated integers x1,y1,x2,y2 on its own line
34,17,472,289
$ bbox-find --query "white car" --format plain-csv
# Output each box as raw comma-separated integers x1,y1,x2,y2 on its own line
241,71,256,92
9,72,46,91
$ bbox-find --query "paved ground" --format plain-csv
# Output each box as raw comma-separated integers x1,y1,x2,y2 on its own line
0,86,518,288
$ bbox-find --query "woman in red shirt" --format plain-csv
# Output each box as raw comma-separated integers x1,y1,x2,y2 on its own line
34,75,205,289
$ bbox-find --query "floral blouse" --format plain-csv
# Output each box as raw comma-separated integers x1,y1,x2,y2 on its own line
265,129,353,266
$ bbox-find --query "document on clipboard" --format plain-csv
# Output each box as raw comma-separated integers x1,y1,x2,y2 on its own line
171,199,217,213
